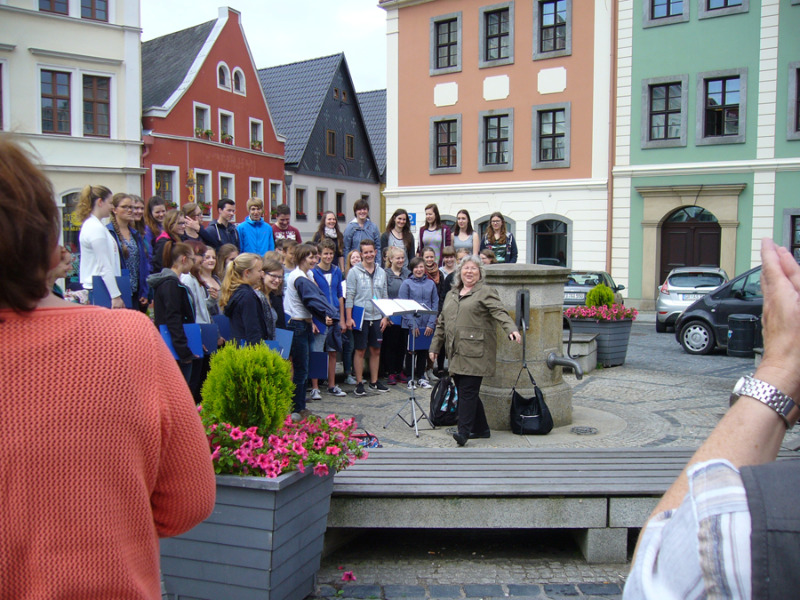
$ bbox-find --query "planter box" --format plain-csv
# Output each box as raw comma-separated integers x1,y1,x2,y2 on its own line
568,319,633,367
161,470,334,600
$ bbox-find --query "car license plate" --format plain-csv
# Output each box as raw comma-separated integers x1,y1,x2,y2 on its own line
681,294,703,301
565,293,584,300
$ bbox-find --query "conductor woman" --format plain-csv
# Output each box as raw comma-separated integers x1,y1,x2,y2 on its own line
429,255,521,446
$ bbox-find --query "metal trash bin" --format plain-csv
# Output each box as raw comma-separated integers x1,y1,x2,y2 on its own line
727,314,759,358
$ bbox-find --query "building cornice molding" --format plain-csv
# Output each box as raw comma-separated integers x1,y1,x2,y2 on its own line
379,0,435,10
0,43,17,52
45,165,147,175
614,157,800,178
634,184,747,198
383,178,608,197
0,4,139,32
147,132,284,161
29,47,123,66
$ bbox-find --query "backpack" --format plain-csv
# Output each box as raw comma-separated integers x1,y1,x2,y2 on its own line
429,375,458,426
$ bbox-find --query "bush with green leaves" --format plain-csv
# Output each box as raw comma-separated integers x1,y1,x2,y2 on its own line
585,283,615,308
201,342,293,433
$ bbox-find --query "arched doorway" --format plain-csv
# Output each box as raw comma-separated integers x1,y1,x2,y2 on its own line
659,206,721,285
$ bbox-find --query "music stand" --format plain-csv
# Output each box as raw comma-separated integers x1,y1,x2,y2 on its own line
373,299,437,437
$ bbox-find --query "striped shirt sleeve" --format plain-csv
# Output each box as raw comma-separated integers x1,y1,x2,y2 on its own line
623,459,752,600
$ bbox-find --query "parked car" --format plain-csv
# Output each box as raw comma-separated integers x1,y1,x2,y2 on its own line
655,267,728,333
563,271,625,306
674,265,762,355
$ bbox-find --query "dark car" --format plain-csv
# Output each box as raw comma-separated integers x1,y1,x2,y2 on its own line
674,265,762,355
563,271,625,306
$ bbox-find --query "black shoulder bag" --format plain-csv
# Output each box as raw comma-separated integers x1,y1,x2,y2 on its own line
509,364,553,435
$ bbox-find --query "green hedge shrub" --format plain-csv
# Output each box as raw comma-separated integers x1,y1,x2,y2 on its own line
586,283,615,308
201,343,293,433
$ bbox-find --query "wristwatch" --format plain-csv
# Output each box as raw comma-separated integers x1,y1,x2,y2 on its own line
729,375,800,429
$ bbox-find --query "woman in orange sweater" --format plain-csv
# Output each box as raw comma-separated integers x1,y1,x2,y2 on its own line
0,137,216,599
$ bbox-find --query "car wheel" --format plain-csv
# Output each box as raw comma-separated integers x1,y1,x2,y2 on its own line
655,319,667,333
679,320,715,355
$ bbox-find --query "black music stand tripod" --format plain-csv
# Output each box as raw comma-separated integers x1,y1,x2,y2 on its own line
373,300,437,437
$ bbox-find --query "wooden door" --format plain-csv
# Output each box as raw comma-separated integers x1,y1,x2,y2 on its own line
659,210,721,285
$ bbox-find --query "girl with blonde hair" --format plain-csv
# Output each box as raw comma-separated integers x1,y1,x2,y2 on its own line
77,184,124,308
219,252,270,346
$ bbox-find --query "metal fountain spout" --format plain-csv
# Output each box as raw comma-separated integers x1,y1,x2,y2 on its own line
546,353,583,380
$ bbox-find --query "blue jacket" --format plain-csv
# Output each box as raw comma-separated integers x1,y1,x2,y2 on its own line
106,222,150,302
398,274,438,330
312,264,344,310
343,218,381,257
384,266,410,299
237,217,275,254
224,284,268,346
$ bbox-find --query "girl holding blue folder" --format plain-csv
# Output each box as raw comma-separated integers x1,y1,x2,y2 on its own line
398,257,438,390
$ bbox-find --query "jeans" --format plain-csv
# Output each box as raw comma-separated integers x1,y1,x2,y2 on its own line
288,320,313,413
452,374,488,438
342,329,355,376
177,360,193,385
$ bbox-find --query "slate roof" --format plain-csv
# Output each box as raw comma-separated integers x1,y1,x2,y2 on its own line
357,89,386,178
141,19,215,110
258,54,344,166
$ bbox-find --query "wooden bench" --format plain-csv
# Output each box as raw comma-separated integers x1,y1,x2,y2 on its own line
328,447,798,563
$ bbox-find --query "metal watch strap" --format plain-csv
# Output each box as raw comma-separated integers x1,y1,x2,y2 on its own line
730,375,800,429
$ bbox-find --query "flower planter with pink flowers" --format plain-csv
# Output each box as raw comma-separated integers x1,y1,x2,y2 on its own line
564,303,638,367
160,343,367,600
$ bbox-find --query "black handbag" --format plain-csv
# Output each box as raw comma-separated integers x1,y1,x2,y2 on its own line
509,365,553,435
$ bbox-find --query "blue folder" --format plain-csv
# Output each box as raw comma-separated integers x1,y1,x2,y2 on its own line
351,305,365,331
212,314,232,341
159,324,203,360
91,270,132,308
199,323,219,355
312,316,327,335
309,352,328,380
390,315,403,326
264,328,293,359
407,329,434,351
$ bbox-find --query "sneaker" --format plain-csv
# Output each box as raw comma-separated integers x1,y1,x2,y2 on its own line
310,388,322,401
354,382,367,396
426,369,439,382
299,408,313,419
345,374,358,386
397,372,409,383
387,374,397,385
369,381,389,393
418,378,432,389
327,386,347,397
407,380,416,390
291,412,302,422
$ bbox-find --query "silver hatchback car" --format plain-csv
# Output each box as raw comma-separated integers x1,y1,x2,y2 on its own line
655,266,728,332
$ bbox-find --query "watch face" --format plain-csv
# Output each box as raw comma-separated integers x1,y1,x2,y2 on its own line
733,376,747,395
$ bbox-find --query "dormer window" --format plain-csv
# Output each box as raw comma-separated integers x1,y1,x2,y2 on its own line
232,68,246,95
217,62,230,90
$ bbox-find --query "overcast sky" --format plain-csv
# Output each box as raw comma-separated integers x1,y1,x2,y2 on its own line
140,0,388,92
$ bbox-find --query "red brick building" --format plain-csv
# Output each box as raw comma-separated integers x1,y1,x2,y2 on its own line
141,7,284,222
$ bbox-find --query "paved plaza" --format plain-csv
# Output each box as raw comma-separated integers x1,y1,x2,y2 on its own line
306,313,800,599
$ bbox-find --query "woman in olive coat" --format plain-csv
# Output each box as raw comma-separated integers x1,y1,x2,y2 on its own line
429,256,521,446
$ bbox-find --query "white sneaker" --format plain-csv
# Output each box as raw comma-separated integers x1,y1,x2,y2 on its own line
407,380,416,389
327,386,347,397
345,375,358,386
310,388,322,401
418,378,432,389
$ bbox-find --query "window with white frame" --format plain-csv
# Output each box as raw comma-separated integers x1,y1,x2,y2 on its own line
82,74,110,137
194,102,210,137
698,0,748,20
641,75,688,148
479,109,513,172
788,62,800,141
217,62,230,90
295,186,307,219
479,2,514,69
429,11,462,76
643,0,689,27
39,0,68,15
81,0,108,22
232,68,246,95
194,169,212,218
41,69,71,135
529,216,570,266
219,110,234,144
316,189,327,221
250,178,264,202
532,102,570,168
153,167,178,207
270,181,282,213
429,114,462,175
533,0,572,60
249,118,263,150
219,173,234,201
696,68,747,145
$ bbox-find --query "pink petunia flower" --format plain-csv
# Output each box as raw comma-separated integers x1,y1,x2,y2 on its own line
341,571,356,581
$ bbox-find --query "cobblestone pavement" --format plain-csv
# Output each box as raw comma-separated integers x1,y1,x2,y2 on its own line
306,313,800,599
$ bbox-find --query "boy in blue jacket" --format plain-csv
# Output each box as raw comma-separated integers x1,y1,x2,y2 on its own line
237,198,275,254
310,239,347,397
